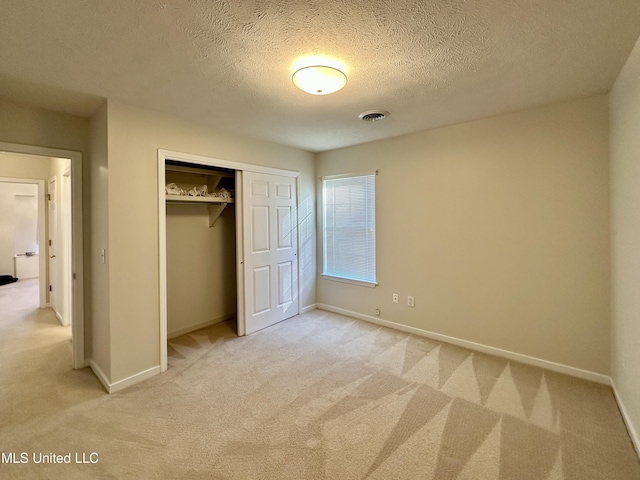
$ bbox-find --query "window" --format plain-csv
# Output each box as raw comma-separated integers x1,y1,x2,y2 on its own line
322,172,376,286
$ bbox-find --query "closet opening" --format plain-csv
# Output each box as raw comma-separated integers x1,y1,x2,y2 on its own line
164,160,238,340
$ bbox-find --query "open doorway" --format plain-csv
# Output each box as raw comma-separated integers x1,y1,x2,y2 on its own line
0,143,84,369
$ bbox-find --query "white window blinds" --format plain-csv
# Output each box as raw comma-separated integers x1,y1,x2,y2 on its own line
322,173,376,285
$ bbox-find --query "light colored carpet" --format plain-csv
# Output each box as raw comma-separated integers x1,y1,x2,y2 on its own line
1,279,639,479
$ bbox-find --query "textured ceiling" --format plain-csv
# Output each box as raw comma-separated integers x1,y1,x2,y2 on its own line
1,0,640,152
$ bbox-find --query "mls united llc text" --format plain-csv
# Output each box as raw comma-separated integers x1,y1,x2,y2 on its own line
1,452,99,464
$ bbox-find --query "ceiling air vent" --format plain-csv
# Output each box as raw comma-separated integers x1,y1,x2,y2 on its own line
359,110,389,122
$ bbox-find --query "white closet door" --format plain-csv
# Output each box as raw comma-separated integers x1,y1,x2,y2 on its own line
242,171,298,334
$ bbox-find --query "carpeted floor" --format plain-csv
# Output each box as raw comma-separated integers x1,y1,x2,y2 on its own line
1,279,639,479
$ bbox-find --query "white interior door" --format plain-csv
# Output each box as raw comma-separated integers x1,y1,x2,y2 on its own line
242,171,298,334
47,177,58,315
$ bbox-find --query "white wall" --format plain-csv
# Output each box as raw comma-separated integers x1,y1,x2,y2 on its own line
0,182,38,275
13,191,39,255
0,153,51,298
317,95,610,375
610,34,640,449
104,100,316,384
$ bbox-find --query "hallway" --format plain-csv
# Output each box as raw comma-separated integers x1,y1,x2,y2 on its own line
0,279,103,433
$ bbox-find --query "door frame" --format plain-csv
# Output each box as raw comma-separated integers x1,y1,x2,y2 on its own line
61,167,72,326
0,142,85,369
157,149,301,372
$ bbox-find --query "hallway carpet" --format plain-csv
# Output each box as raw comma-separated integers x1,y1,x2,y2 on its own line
1,280,638,479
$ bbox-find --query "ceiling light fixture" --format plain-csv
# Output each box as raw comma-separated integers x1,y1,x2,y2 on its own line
292,65,347,95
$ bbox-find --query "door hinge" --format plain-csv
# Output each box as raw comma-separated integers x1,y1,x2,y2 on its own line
47,194,51,201
49,239,52,246
49,285,52,292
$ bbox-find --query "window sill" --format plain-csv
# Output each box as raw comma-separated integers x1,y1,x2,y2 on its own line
321,274,377,288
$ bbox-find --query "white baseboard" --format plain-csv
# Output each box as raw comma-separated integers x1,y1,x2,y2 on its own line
316,304,611,385
54,310,71,327
168,313,235,340
88,359,110,393
109,366,161,393
89,359,161,394
301,303,317,314
611,380,640,457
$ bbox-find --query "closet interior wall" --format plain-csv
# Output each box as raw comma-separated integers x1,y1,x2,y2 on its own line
165,164,237,338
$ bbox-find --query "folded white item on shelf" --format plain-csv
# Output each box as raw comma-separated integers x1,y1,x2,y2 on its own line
217,188,232,201
188,185,208,197
166,183,186,195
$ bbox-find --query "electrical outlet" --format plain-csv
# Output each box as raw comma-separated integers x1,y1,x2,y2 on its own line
375,308,380,316
407,295,415,307
393,293,399,304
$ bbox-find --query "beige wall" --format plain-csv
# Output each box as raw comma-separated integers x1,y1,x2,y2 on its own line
105,100,316,383
610,35,640,446
0,99,89,154
87,102,110,374
0,151,51,180
166,204,236,337
317,95,611,375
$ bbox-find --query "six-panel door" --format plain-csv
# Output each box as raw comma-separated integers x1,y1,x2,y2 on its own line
242,171,298,334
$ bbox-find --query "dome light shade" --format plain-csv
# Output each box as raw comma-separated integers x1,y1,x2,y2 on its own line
292,65,347,95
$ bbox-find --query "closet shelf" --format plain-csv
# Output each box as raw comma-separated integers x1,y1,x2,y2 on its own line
166,195,233,227
165,163,234,227
165,195,233,205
